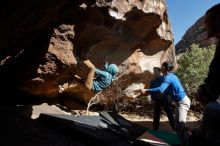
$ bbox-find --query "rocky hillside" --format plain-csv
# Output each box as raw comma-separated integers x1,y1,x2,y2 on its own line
0,0,175,107
176,16,218,54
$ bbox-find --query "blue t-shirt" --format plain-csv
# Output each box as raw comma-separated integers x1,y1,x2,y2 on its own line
92,69,114,93
148,73,186,102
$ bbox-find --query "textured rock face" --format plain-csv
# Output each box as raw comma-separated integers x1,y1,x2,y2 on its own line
176,16,218,54
0,0,175,105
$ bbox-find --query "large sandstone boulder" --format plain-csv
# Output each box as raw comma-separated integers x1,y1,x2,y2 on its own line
176,16,218,54
0,0,175,106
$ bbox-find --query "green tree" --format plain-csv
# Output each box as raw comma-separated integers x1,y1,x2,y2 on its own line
176,44,215,108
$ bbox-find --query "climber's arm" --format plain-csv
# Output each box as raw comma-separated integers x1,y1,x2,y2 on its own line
95,68,108,77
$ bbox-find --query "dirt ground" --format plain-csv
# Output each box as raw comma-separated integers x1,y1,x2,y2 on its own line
121,112,201,132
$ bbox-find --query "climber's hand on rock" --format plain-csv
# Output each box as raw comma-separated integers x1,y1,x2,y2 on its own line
58,85,65,93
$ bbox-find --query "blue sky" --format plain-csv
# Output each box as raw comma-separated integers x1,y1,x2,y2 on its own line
166,0,220,45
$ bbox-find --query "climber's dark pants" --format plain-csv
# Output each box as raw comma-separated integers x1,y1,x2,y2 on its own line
153,98,175,130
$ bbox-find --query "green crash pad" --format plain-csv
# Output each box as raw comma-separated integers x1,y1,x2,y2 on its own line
148,130,181,146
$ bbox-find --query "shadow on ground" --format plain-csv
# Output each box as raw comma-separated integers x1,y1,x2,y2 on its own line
134,120,199,132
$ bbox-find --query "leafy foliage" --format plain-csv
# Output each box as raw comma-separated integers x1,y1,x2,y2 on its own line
176,44,215,108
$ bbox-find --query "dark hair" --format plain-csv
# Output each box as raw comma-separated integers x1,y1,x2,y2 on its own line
153,67,161,72
162,61,174,71
206,3,220,26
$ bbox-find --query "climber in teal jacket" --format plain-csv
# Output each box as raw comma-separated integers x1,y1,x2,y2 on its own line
83,60,119,93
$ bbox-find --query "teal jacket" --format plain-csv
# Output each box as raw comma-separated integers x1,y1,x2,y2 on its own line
92,64,118,93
